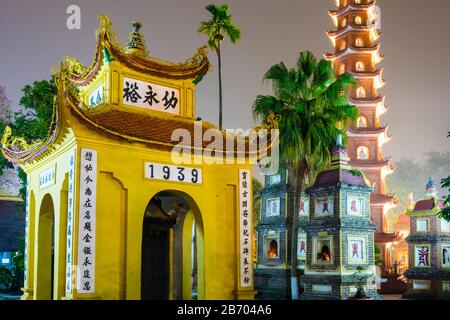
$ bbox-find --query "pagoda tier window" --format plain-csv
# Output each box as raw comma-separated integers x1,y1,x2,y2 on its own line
356,61,365,71
338,64,346,75
356,86,367,98
355,16,362,25
357,116,368,128
443,246,450,267
357,146,370,160
341,18,347,28
355,38,364,48
341,0,348,7
339,40,347,51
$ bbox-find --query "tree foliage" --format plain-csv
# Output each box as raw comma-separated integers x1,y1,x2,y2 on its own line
198,3,241,129
14,79,56,141
198,4,241,50
0,79,56,199
0,79,56,293
252,178,263,227
438,132,450,221
0,87,14,177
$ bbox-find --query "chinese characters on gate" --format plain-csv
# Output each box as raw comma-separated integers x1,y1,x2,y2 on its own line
88,85,103,108
65,150,76,294
123,77,180,115
39,166,56,189
239,169,252,287
77,149,97,293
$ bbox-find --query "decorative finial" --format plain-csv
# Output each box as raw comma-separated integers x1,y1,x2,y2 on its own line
330,134,350,169
425,177,437,197
336,134,344,149
125,20,148,57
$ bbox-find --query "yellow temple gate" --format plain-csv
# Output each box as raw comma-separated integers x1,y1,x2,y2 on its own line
1,16,275,300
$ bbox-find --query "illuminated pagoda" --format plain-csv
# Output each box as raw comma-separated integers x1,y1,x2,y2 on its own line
404,178,450,299
300,136,378,300
326,0,398,271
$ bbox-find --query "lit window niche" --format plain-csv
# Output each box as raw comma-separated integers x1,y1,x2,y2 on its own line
314,237,333,264
416,218,430,232
357,146,370,160
356,61,365,72
265,234,279,259
443,246,450,267
266,197,281,217
414,245,431,268
356,86,367,98
347,236,367,264
355,16,362,25
338,64,346,75
355,0,361,4
340,40,347,51
341,18,347,28
357,116,368,128
355,38,363,48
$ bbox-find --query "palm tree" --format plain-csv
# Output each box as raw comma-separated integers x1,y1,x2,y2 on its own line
253,51,357,299
198,4,241,129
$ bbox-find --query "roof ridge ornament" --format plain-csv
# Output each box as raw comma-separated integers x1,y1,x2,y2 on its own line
125,20,149,57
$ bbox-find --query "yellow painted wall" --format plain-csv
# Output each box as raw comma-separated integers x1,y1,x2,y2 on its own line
21,108,255,300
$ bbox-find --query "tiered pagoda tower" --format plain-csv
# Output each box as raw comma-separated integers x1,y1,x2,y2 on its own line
326,0,398,270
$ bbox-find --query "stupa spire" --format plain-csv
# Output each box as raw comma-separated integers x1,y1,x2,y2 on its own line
330,134,350,169
425,177,437,197
125,20,148,57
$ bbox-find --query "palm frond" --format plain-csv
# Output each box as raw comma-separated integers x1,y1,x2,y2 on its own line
198,3,241,48
297,51,317,78
224,23,241,43
252,95,282,120
253,51,356,177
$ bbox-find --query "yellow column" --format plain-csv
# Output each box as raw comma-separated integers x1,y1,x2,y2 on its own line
54,186,68,299
21,190,35,300
182,211,194,300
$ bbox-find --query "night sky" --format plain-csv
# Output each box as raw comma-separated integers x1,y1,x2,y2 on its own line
0,0,449,162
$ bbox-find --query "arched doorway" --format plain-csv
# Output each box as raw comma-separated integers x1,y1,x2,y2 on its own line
35,194,55,300
141,190,204,300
